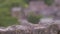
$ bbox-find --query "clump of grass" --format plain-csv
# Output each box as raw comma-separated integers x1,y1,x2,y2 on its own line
27,12,42,24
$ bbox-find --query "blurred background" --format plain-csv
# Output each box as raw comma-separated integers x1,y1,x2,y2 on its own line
0,0,60,27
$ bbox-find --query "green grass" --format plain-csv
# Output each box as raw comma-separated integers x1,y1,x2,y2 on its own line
27,12,42,24
0,7,19,27
0,0,22,27
0,0,29,27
